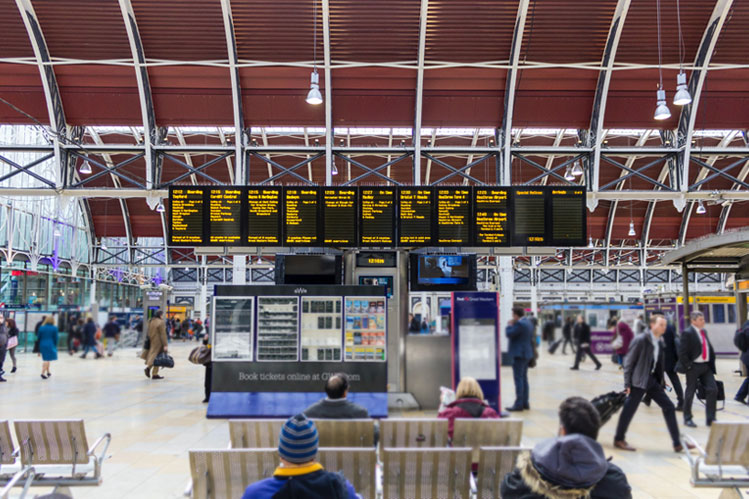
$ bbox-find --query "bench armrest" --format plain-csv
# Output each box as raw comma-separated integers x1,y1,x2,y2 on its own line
184,478,193,497
680,433,706,483
88,433,112,478
0,466,35,499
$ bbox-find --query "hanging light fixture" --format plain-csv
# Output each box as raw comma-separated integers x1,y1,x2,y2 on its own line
156,202,165,213
79,159,92,175
653,0,671,121
305,0,323,105
696,199,707,214
564,167,575,182
571,159,584,177
101,239,108,251
673,0,691,106
628,221,636,237
331,160,339,176
588,236,594,248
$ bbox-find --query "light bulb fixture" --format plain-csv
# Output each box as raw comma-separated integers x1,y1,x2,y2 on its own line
101,239,108,251
79,160,92,175
571,160,584,177
588,236,594,249
331,160,338,176
673,72,691,106
628,221,636,237
695,199,706,214
654,89,671,120
306,71,323,105
156,202,165,213
564,167,575,182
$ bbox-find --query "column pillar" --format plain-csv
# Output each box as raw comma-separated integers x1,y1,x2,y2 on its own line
232,255,246,285
498,255,514,363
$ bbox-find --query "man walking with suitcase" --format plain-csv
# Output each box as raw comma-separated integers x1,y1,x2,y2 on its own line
677,311,717,428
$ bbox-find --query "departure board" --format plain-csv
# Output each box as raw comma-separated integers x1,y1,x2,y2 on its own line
512,187,547,246
398,187,433,245
208,188,242,244
169,187,205,245
322,188,357,246
550,187,586,246
359,188,396,247
247,187,281,245
474,187,510,246
284,188,320,246
436,187,471,246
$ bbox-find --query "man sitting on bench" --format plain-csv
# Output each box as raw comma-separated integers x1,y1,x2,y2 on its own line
303,373,369,419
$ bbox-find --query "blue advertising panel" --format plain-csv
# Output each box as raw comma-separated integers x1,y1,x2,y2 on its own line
451,291,501,411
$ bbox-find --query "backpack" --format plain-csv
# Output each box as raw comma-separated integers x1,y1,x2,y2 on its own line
734,325,749,352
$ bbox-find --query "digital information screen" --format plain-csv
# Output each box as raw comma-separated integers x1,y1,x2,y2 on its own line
398,187,433,246
322,188,357,246
284,188,320,246
512,187,547,246
359,188,396,247
550,188,586,246
169,187,205,245
474,187,510,246
208,188,242,244
247,187,281,245
436,187,471,246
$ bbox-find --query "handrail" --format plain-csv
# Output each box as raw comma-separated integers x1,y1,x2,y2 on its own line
87,433,112,480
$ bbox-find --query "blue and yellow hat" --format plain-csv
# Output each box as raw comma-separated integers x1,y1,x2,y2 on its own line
278,414,319,464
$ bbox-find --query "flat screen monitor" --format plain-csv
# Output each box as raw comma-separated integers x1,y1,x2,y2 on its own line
409,254,477,291
275,254,342,285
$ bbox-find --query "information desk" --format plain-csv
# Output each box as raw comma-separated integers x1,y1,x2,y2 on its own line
208,284,388,419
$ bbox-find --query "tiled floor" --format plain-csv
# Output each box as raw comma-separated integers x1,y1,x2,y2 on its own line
0,341,746,498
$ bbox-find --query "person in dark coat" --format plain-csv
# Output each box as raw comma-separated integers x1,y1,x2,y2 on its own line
303,373,369,419
0,317,7,382
734,320,749,404
37,316,58,380
677,311,717,427
505,306,534,412
80,317,101,359
542,320,555,346
102,315,121,357
658,311,684,411
571,314,602,370
561,316,575,354
501,396,632,499
6,318,19,374
438,376,500,439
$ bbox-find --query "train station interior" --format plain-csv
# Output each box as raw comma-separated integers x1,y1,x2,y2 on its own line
0,1,748,498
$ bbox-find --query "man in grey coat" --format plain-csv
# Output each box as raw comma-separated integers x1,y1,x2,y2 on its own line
613,314,693,453
303,373,369,419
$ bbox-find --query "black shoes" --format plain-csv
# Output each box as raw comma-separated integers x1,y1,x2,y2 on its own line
675,402,684,412
734,397,747,405
570,366,579,370
151,375,164,380
684,419,697,428
202,398,210,403
40,374,47,380
595,364,602,370
10,367,16,374
505,406,524,412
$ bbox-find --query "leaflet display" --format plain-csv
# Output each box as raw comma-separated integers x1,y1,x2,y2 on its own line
247,187,282,245
398,187,433,246
300,297,343,361
550,187,586,246
436,187,471,246
256,297,299,361
344,297,387,361
474,187,510,246
359,188,396,246
169,187,205,245
512,188,547,246
212,297,253,361
208,188,242,244
322,188,357,246
284,188,320,246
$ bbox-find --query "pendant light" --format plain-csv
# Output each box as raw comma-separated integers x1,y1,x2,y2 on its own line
628,221,636,237
653,0,671,121
306,0,323,105
101,238,108,251
588,236,594,249
673,0,692,106
564,167,575,182
156,202,165,213
695,199,706,214
79,159,92,175
571,159,584,177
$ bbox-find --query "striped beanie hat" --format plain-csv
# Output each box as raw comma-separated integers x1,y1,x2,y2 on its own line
278,414,319,464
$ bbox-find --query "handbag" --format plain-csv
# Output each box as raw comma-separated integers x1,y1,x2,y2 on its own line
6,336,18,349
611,335,623,350
188,346,211,365
153,352,175,368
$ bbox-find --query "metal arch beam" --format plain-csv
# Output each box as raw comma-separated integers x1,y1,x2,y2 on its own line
540,129,565,186
118,0,156,192
219,0,246,184
322,0,333,186
14,0,65,188
675,0,734,211
717,130,749,234
412,0,429,185
499,0,531,186
588,0,631,211
640,130,677,265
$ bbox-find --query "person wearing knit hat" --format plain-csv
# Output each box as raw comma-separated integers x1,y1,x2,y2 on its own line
242,414,359,499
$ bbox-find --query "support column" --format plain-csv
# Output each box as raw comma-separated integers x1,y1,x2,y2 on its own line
682,264,691,324
198,255,208,319
89,268,97,314
498,256,513,363
232,255,246,285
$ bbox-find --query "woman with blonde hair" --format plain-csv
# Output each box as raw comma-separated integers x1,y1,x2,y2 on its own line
438,376,499,439
37,315,58,379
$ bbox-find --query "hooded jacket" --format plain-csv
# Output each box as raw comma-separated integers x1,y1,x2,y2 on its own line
501,434,632,499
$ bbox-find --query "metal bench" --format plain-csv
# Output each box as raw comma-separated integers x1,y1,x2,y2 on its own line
452,418,523,462
379,418,448,448
474,446,530,499
187,448,277,499
313,419,375,448
11,420,110,495
0,421,20,480
228,419,285,449
381,447,472,499
318,447,377,499
0,467,35,499
682,421,749,494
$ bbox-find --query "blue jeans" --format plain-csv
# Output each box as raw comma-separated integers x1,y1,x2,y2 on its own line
81,344,97,356
511,357,530,408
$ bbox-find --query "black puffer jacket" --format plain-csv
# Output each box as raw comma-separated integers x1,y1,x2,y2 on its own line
501,434,632,499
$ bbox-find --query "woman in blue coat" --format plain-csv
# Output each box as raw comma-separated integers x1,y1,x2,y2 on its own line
37,316,58,380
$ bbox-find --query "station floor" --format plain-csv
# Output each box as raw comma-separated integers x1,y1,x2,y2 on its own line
0,342,747,498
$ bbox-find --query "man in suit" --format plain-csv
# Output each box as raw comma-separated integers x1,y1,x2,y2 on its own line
677,311,717,427
505,306,534,412
613,314,693,452
658,311,685,411
571,314,602,370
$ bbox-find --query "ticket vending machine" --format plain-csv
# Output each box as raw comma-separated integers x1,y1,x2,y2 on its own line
143,289,168,320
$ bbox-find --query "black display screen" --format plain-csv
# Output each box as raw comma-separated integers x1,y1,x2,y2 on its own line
435,187,471,246
284,187,320,246
359,187,396,247
322,188,357,246
169,186,205,245
398,187,433,246
550,187,586,246
512,187,547,246
473,187,511,246
246,187,281,245
208,187,242,244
